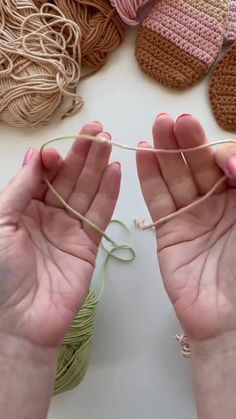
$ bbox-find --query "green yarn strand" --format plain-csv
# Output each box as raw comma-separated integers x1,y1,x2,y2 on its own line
40,133,136,396
54,220,135,395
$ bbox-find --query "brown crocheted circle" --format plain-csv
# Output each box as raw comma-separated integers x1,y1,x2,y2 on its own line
209,42,236,132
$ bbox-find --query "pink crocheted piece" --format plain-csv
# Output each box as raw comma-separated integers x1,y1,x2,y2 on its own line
225,0,236,42
142,0,226,66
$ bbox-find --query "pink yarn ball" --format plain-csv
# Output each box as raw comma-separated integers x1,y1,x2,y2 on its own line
110,0,154,26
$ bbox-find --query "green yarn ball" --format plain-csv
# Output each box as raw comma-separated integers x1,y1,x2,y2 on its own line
54,289,98,395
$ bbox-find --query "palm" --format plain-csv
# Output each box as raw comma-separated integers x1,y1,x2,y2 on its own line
0,122,120,347
0,201,97,346
157,189,236,340
137,114,236,340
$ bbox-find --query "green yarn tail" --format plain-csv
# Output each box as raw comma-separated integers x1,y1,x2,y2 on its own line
54,220,135,395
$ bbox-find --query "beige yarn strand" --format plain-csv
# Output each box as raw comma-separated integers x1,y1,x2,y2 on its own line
0,1,83,127
41,134,236,233
40,134,236,360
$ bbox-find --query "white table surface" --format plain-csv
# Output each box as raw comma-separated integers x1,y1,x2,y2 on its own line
0,28,234,419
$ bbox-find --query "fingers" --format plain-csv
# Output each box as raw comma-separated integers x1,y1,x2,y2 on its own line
0,151,41,224
152,114,198,208
44,121,103,206
41,148,62,172
84,162,121,245
32,148,63,200
174,115,222,195
136,141,176,222
215,143,236,178
68,131,112,215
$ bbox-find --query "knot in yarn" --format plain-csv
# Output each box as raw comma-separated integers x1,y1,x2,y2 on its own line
53,0,125,72
110,0,154,26
0,0,83,128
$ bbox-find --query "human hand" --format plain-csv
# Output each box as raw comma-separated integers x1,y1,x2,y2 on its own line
137,114,236,343
0,121,121,348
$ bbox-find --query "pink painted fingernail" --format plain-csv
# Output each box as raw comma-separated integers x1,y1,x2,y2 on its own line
176,114,192,121
157,112,168,118
226,155,236,178
113,161,121,169
91,120,102,126
100,131,111,140
23,148,34,166
138,141,148,146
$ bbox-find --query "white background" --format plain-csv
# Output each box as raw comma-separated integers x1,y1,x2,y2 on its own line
0,29,234,419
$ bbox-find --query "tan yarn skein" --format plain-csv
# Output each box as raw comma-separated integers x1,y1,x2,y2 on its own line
51,0,125,73
0,1,83,128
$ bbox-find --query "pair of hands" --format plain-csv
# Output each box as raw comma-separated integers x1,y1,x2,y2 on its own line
0,114,236,353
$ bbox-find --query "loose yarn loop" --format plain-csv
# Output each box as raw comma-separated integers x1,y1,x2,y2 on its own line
110,0,154,25
175,334,191,358
0,0,83,127
50,0,125,73
54,220,135,395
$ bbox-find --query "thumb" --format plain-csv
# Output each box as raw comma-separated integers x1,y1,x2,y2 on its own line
0,149,42,224
215,143,236,179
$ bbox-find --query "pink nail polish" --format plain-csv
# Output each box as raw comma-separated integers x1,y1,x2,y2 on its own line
113,161,121,169
100,131,111,140
90,121,102,127
176,114,192,121
226,156,236,178
23,148,34,166
157,113,168,118
138,141,147,146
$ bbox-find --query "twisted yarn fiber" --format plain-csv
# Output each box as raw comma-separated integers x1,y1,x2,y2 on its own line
110,0,154,26
51,0,125,72
0,0,83,127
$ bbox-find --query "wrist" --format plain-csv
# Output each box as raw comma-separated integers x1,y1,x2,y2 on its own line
190,332,236,419
0,333,57,419
0,332,57,367
190,331,236,360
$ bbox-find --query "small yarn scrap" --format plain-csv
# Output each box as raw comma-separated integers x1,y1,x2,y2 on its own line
175,334,191,358
0,0,83,128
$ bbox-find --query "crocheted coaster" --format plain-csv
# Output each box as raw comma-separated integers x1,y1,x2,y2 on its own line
209,41,236,132
135,0,230,90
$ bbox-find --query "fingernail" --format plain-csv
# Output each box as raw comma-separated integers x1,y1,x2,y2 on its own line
226,155,236,178
100,131,111,140
87,121,102,129
23,148,34,166
138,141,148,146
112,161,121,169
176,114,192,121
157,112,168,118
93,120,102,126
